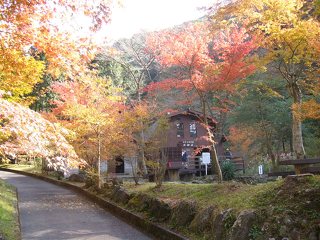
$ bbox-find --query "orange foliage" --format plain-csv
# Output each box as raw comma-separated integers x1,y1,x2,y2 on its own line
145,22,256,98
228,125,262,154
0,0,112,78
293,99,320,120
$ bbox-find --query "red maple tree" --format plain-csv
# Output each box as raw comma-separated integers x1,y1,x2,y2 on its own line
146,22,256,182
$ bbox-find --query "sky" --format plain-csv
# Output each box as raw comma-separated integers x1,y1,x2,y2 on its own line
99,0,214,43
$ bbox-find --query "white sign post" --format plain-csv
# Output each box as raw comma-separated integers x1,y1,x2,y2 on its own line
201,152,211,175
258,165,263,175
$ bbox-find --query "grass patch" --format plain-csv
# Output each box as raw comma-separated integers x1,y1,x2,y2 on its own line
124,180,283,212
0,178,20,240
0,164,39,174
124,177,320,239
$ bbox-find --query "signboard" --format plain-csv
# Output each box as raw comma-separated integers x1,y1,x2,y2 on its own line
183,140,195,147
258,165,263,175
202,152,211,164
201,152,210,175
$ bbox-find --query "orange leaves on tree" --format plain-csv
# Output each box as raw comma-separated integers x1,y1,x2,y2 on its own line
208,26,256,91
228,125,261,156
0,0,113,104
143,78,190,94
48,76,128,164
293,99,320,120
145,22,256,100
147,22,211,69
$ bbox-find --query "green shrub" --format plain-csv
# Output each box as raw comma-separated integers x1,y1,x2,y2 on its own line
249,225,264,240
221,161,236,181
84,167,99,188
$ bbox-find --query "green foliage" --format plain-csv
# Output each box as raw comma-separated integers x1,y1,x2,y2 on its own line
223,211,236,229
29,73,59,112
0,179,20,240
249,225,264,240
33,157,43,171
94,34,159,102
221,161,236,181
303,119,320,157
314,0,320,17
92,56,128,90
227,74,293,166
84,167,99,189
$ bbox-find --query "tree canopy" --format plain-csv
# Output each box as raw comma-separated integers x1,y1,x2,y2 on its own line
0,0,112,105
0,97,81,172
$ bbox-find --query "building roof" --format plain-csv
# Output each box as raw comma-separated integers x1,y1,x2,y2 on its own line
167,109,217,126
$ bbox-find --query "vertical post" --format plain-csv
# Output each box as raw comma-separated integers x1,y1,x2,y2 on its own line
98,124,101,189
243,158,245,174
205,164,208,176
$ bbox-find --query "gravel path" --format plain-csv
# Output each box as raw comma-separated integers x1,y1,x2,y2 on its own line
0,171,152,240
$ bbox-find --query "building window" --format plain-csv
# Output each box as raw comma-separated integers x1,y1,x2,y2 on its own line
189,122,197,137
176,122,184,138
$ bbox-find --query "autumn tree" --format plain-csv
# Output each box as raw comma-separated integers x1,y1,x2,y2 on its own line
49,76,126,187
146,22,256,182
116,102,154,184
0,95,81,174
94,34,160,175
145,116,170,188
211,0,320,163
0,0,113,105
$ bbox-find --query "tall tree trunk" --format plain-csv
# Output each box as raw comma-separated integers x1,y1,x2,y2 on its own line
97,126,101,189
137,90,148,176
266,142,277,171
201,98,223,183
139,129,148,175
210,144,223,183
290,83,306,160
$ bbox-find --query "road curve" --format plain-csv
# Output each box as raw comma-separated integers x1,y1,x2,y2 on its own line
0,171,152,240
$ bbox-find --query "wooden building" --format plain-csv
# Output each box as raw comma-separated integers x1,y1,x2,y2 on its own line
164,109,219,180
107,109,244,181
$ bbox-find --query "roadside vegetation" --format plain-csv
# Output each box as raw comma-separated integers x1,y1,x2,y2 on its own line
0,178,20,240
124,181,281,211
122,176,320,239
0,164,36,173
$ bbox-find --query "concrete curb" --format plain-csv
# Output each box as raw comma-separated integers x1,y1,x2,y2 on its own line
0,168,188,240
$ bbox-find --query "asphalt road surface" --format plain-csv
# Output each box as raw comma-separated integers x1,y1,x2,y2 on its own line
0,171,152,240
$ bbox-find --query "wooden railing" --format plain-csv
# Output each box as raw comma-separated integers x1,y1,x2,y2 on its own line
167,152,245,174
279,158,320,174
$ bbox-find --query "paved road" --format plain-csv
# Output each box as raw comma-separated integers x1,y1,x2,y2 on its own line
0,171,152,240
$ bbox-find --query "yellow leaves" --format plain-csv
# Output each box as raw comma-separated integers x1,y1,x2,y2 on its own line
0,130,11,144
1,0,113,86
0,47,45,105
293,99,320,120
50,75,131,162
212,0,320,83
